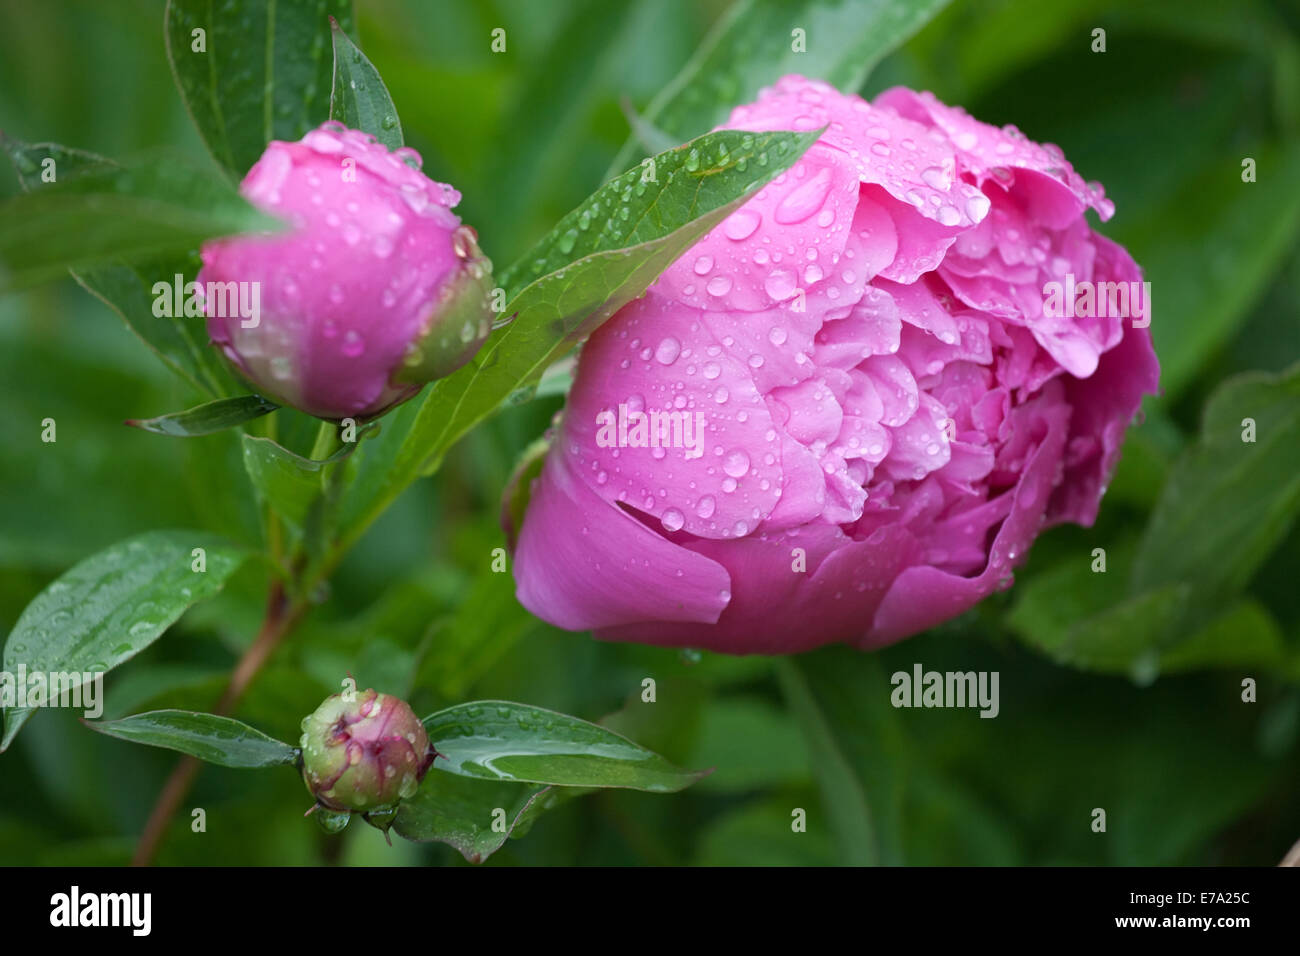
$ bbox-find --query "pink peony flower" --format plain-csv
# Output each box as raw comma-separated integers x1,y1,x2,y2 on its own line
200,122,493,421
512,76,1159,654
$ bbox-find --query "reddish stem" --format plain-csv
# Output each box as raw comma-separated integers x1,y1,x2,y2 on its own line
131,580,301,866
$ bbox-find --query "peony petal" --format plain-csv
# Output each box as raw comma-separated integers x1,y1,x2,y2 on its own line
652,141,860,313
875,86,1115,225
599,522,918,653
515,451,732,631
561,292,784,539
865,394,1071,646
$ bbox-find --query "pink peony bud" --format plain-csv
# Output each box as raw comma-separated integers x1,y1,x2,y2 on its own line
199,121,493,420
510,76,1160,655
300,688,435,813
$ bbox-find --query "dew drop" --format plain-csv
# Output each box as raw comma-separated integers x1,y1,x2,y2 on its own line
660,508,685,532
342,330,365,357
723,209,761,241
723,449,750,478
773,167,833,224
764,270,797,301
921,165,951,190
654,337,681,365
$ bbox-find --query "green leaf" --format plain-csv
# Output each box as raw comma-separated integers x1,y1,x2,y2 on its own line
694,795,837,866
126,395,279,437
685,696,812,794
1159,599,1294,676
3,137,237,397
393,774,570,863
619,98,679,157
0,146,280,294
412,571,539,701
328,17,402,149
1,531,248,751
1123,142,1300,399
422,700,708,792
502,354,576,407
1011,581,1190,680
1133,363,1300,602
480,0,640,252
82,709,296,768
336,127,818,544
165,0,356,180
240,432,361,532
607,0,951,174
1009,542,1295,679
498,128,818,299
499,436,549,552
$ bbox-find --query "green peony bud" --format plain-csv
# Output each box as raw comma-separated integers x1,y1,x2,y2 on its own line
300,689,436,815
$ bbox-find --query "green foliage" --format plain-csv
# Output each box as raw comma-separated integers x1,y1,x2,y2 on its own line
2,138,248,396
126,395,279,436
84,709,298,768
1,531,248,750
607,0,953,174
1135,364,1300,602
328,16,403,148
165,0,356,179
0,0,1297,868
0,141,279,292
424,700,707,791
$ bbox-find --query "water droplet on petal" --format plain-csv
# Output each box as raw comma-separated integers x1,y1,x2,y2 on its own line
723,449,750,478
654,337,681,365
921,165,951,190
660,508,685,532
773,167,833,224
764,270,797,301
723,209,761,241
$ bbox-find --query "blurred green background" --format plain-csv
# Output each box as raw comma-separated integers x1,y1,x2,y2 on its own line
1,0,1298,865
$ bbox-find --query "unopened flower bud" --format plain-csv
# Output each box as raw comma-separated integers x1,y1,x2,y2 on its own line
200,121,493,420
300,688,435,813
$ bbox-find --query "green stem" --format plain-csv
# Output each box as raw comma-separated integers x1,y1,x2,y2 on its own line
308,419,337,461
258,413,285,572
